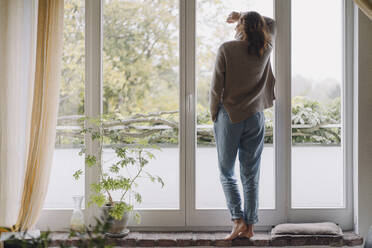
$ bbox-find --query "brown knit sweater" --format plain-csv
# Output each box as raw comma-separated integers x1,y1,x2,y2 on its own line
209,17,276,123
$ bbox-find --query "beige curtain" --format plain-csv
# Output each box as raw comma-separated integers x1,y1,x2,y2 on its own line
0,0,64,232
354,0,372,20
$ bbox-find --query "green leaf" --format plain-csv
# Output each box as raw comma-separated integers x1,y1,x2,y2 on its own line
114,146,127,158
85,155,97,167
145,150,155,159
145,171,155,183
156,176,165,188
90,182,102,194
133,211,141,224
134,192,142,203
78,147,86,156
80,128,88,134
73,169,83,180
91,132,101,140
90,194,106,207
109,163,120,173
109,202,133,220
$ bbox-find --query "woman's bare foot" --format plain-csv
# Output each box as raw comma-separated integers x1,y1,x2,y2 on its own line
224,218,248,241
238,224,254,239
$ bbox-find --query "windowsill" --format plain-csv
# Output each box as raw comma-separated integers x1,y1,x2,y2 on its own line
43,230,363,247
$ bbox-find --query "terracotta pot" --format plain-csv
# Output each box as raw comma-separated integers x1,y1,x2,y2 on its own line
102,204,131,238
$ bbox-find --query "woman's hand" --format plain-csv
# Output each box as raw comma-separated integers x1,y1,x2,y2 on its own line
226,11,241,23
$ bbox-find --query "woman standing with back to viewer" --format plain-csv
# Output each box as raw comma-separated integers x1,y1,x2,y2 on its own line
209,11,276,241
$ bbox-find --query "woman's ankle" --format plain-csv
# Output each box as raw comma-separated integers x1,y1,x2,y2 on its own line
247,224,254,231
233,217,245,224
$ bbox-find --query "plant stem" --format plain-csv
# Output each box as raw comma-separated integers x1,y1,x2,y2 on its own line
97,125,114,205
120,165,143,202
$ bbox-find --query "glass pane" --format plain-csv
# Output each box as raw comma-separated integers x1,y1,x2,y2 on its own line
291,0,343,208
102,0,179,209
195,0,275,209
44,0,85,209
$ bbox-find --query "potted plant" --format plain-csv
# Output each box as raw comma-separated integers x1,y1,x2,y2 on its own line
73,116,164,237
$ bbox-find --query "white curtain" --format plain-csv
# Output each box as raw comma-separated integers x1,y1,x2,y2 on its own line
0,0,38,228
0,0,64,231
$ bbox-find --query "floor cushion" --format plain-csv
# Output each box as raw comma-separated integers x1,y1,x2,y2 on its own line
271,222,343,237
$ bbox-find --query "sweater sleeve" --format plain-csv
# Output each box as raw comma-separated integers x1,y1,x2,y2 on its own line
209,44,226,122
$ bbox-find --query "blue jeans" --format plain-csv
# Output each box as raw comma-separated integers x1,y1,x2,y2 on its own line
213,104,265,225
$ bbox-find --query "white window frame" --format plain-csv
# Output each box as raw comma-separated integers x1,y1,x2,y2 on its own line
37,0,355,232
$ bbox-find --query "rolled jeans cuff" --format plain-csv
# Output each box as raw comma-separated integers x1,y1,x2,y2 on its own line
231,214,244,222
245,216,259,225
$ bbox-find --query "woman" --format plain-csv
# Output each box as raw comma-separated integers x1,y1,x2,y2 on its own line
209,11,276,240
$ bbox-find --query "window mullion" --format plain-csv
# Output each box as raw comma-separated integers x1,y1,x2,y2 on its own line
274,0,291,223
344,0,355,231
184,0,196,226
180,0,187,226
85,0,102,226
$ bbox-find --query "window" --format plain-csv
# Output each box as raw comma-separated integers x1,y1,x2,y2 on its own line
195,0,275,210
291,0,344,208
102,0,180,210
38,0,354,231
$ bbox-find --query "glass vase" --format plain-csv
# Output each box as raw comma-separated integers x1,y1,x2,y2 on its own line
70,195,85,232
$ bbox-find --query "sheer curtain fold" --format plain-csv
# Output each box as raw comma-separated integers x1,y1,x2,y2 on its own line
0,0,38,228
0,0,64,231
354,0,372,20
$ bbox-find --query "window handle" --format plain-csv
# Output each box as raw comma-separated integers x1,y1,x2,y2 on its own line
187,94,193,113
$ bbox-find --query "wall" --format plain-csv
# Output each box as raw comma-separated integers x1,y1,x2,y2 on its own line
356,8,372,240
